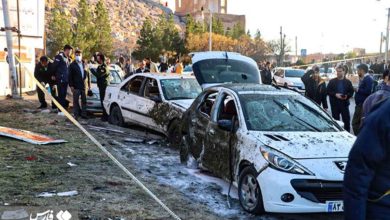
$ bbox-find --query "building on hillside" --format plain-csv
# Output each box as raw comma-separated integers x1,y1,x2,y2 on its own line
174,0,245,34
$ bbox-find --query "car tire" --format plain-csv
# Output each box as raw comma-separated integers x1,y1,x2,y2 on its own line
284,82,288,88
238,166,265,214
167,119,182,148
109,105,124,127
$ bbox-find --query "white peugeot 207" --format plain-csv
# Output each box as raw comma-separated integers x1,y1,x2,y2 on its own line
180,83,356,214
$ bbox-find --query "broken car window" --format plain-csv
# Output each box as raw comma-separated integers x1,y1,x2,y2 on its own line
199,92,218,117
121,76,144,94
240,94,339,132
160,78,201,100
192,59,260,84
144,78,160,99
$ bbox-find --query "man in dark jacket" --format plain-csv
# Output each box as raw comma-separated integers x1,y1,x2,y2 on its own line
260,61,272,85
68,50,90,119
34,56,57,109
301,68,328,110
51,45,73,109
343,98,390,220
93,53,110,121
362,69,390,118
352,64,374,135
327,65,354,132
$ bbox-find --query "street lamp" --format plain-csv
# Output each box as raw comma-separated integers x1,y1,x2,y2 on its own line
201,6,212,51
376,0,390,61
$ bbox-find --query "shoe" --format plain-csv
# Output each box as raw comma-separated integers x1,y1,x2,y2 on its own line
37,105,47,109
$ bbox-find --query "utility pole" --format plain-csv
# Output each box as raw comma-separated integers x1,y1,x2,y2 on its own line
2,0,19,97
280,26,283,66
295,36,298,57
385,8,390,62
17,0,22,98
380,32,383,57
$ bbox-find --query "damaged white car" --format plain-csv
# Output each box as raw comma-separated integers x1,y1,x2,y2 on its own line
103,73,201,145
180,84,355,214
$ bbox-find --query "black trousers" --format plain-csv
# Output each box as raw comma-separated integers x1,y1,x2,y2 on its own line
99,85,108,118
331,102,351,132
73,88,87,117
57,82,68,109
37,82,57,108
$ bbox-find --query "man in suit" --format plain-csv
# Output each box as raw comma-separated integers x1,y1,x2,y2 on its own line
68,49,90,119
327,64,355,132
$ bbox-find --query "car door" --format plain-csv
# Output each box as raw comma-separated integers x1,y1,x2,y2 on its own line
188,91,218,160
117,75,145,123
135,77,162,131
203,91,240,179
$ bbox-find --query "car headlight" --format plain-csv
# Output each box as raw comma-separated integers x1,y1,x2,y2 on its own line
260,146,314,175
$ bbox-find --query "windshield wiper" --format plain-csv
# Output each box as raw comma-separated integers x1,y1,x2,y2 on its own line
273,100,321,132
295,100,338,129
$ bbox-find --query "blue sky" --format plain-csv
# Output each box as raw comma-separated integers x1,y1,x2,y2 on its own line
167,0,390,54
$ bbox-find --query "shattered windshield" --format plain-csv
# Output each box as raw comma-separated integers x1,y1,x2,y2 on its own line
192,59,260,85
240,94,339,132
160,78,202,100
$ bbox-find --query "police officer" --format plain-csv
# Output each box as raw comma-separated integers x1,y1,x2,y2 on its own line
93,53,110,121
34,56,57,109
51,45,73,109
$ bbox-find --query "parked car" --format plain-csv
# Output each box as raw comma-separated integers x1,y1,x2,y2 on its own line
180,83,356,214
272,68,305,93
66,64,123,113
103,73,202,145
319,67,336,79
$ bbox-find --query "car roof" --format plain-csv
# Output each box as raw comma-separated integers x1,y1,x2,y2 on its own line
131,73,195,80
189,51,258,67
208,83,298,95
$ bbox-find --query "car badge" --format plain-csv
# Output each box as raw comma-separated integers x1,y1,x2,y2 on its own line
334,161,347,173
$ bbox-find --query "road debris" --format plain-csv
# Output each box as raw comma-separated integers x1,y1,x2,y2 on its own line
37,190,78,198
67,162,77,167
88,125,125,134
147,140,158,145
25,155,37,161
124,138,144,143
0,126,66,145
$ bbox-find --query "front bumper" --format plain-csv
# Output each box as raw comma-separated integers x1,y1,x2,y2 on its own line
257,167,343,213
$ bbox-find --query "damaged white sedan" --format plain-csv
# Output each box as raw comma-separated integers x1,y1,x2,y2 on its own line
180,84,355,214
103,73,202,145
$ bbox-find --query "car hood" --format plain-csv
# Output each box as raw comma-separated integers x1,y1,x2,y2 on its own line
168,99,194,110
249,131,356,159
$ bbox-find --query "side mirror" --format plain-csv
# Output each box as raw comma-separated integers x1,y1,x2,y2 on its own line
150,95,162,103
218,120,233,131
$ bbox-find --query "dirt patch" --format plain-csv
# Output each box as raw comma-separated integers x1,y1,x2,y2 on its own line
0,95,221,219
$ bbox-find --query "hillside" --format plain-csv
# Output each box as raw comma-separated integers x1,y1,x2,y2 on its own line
45,0,182,56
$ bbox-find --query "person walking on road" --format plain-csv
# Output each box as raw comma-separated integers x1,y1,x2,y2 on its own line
327,65,354,132
34,56,57,109
93,53,110,121
343,98,390,220
51,45,73,109
352,64,374,135
301,68,328,110
68,50,90,119
260,61,272,85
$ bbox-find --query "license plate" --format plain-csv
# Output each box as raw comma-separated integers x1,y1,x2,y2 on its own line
326,201,344,212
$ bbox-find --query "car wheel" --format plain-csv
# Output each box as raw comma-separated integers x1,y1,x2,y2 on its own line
167,119,182,148
238,166,264,214
109,105,124,127
284,82,288,88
